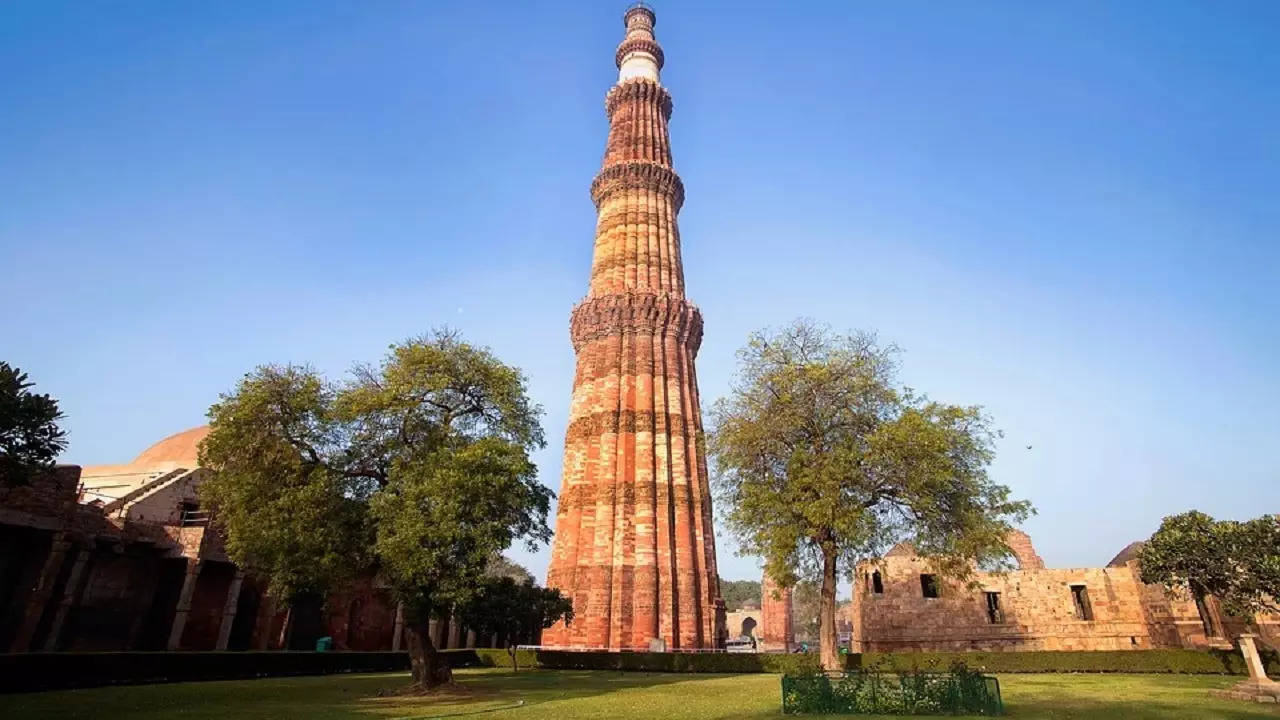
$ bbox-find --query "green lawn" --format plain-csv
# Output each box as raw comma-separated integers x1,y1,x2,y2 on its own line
2,668,1277,719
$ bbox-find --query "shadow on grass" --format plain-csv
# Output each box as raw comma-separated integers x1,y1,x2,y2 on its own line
345,669,723,719
7,670,1280,720
1,669,709,720
995,675,1280,720
1000,697,1280,720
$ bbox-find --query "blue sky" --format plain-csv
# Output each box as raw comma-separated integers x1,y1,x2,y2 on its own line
3,1,1277,586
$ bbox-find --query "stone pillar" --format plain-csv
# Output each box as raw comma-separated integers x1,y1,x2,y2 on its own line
1210,634,1280,702
10,532,71,652
391,602,404,652
167,559,204,650
254,594,278,650
214,569,246,650
760,572,794,652
447,617,462,650
276,606,293,650
42,545,93,651
466,629,477,649
1239,634,1274,683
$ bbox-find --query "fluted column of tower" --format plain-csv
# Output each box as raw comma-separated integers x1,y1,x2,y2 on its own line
543,4,725,650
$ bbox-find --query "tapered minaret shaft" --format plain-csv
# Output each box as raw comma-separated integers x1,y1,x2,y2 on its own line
543,4,725,650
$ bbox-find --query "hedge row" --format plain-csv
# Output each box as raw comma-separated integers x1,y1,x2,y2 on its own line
458,647,1280,677
530,650,828,674
5,646,1276,694
0,651,411,694
853,648,1280,676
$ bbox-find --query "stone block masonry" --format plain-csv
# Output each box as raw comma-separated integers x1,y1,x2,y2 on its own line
849,533,1280,653
542,5,725,650
760,572,794,651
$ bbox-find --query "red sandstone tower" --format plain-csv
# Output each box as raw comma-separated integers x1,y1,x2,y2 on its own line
542,4,725,650
759,573,795,652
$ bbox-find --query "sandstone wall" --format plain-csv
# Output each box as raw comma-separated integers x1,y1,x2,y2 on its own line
760,573,794,651
66,549,163,650
725,609,760,641
325,579,399,651
853,554,1154,652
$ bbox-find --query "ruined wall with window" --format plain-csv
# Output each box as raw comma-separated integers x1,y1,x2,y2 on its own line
848,531,1264,653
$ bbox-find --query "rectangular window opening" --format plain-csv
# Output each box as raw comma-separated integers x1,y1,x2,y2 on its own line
985,591,1003,624
920,574,939,599
1070,584,1093,621
180,501,208,527
872,571,884,594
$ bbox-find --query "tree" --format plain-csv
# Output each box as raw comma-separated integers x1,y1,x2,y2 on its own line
719,577,762,611
708,320,1032,670
0,362,68,485
199,330,550,690
456,576,573,671
486,554,535,585
1138,510,1280,618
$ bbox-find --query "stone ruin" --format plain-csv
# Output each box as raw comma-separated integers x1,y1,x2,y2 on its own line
0,426,493,653
845,530,1279,653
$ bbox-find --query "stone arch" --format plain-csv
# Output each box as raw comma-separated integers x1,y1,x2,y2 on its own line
1005,530,1045,570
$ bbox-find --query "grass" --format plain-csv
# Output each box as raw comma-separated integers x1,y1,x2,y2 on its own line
2,668,1278,719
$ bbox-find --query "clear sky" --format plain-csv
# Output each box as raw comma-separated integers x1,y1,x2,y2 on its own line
3,1,1277,586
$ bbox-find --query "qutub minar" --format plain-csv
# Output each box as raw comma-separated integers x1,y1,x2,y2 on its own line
543,4,727,649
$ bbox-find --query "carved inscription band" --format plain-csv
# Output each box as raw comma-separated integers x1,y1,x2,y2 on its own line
590,161,684,212
569,293,703,354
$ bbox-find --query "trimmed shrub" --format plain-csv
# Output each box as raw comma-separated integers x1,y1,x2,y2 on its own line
5,645,1274,694
463,647,1279,676
0,651,411,694
781,670,1004,716
853,648,1280,676
443,648,537,669
532,650,830,674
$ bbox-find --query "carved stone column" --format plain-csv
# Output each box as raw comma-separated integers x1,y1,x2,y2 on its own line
214,569,246,650
1211,633,1280,703
254,593,278,650
167,559,204,650
42,545,94,651
391,602,404,651
10,532,71,652
447,617,462,650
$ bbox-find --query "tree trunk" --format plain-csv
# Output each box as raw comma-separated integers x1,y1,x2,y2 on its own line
819,548,840,672
405,617,453,690
508,643,518,672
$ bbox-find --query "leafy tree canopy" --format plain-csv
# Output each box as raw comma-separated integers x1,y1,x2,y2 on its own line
1138,510,1280,617
719,577,762,611
709,319,1032,669
0,362,68,485
199,330,549,689
486,555,535,585
456,575,572,670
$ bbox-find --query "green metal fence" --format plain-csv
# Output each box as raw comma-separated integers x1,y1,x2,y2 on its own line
781,671,1003,715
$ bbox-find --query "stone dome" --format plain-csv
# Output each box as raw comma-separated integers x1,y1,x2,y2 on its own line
1107,541,1145,568
131,425,210,469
